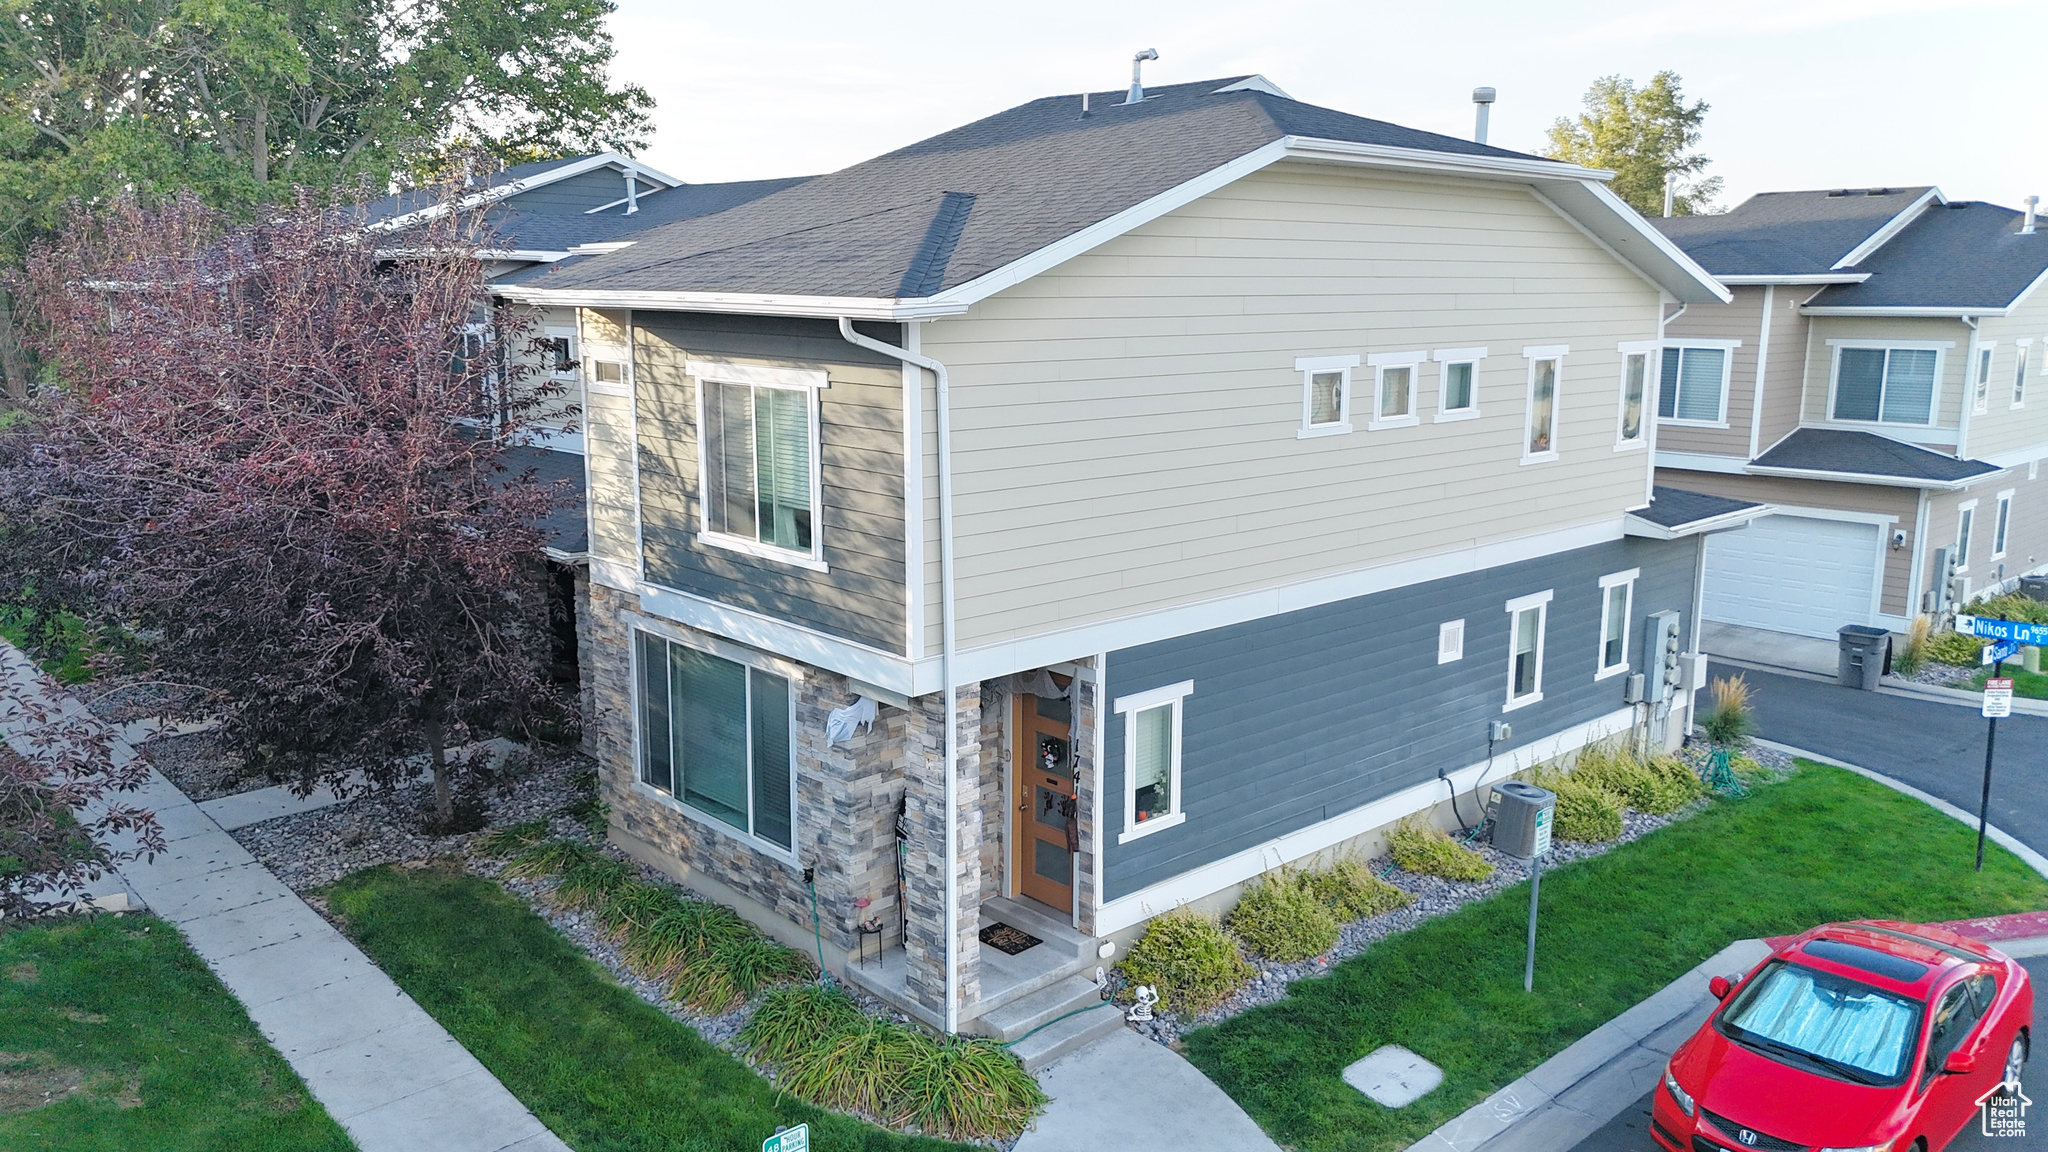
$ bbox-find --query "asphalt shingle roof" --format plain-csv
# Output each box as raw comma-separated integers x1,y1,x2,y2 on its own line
500,446,587,554
1649,187,1932,276
504,77,1547,300
482,176,815,254
1634,486,1764,530
1751,428,2000,484
1806,201,2048,311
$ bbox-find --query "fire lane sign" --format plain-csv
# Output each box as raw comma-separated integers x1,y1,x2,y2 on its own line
1984,678,2014,719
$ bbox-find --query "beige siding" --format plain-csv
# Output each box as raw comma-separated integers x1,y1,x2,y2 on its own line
922,162,1663,656
1802,316,1971,442
1655,469,1919,616
1757,290,1810,452
1659,287,1763,459
1957,281,2048,462
582,309,638,563
1927,465,2048,604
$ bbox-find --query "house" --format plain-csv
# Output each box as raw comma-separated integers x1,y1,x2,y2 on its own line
489,74,1759,1057
1649,188,2048,640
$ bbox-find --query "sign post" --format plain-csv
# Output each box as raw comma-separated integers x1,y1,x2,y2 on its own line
763,1124,810,1152
1958,614,2037,875
1524,804,1552,994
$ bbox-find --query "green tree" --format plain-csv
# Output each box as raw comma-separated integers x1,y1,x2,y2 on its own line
1544,71,1722,219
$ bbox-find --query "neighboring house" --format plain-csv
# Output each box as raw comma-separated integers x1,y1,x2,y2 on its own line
1650,189,2048,638
489,74,1756,1050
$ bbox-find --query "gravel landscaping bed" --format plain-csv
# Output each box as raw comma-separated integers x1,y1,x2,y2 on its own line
144,729,267,801
1895,662,1976,688
72,672,211,726
1128,740,1796,1047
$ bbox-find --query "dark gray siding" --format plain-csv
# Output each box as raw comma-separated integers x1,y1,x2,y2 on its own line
509,168,636,214
1101,535,1700,897
635,312,908,653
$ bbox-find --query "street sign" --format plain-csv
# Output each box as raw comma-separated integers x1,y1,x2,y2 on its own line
1957,615,2048,647
1984,678,2014,718
1983,639,2022,666
764,1125,810,1152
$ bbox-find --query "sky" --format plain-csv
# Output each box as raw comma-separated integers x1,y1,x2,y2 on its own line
608,0,2043,212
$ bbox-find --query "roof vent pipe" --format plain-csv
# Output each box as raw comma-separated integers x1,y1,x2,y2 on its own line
1471,87,1495,144
1126,48,1158,104
1663,172,1677,218
2026,196,2039,235
625,174,639,215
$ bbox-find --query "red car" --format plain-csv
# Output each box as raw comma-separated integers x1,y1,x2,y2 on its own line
1654,920,2032,1152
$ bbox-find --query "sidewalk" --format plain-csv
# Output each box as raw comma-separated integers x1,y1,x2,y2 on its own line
0,641,570,1152
1015,1027,1283,1152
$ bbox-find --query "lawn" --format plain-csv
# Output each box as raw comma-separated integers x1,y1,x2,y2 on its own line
324,863,968,1152
0,915,353,1152
1182,762,2048,1152
1970,665,2048,699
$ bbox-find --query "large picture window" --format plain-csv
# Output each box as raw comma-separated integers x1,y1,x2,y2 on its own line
636,630,795,854
1831,345,1941,425
1115,680,1192,843
1658,345,1732,424
691,360,828,567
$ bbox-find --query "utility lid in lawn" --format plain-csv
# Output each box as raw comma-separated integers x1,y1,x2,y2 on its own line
1343,1045,1444,1107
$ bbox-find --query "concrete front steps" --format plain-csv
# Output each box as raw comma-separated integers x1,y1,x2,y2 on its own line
969,896,1123,1072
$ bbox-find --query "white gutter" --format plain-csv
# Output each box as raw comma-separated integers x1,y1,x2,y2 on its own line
1742,464,2001,491
836,316,963,1034
1622,503,1771,540
496,286,962,321
1802,305,2016,318
1715,273,1871,285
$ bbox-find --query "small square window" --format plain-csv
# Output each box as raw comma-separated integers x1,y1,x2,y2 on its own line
1432,347,1486,422
539,333,577,375
1438,619,1465,664
1368,353,1425,429
1657,346,1730,425
591,359,628,390
1295,355,1358,438
1310,372,1345,424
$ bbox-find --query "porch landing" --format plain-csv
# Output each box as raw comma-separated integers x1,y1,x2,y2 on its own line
843,895,1096,1033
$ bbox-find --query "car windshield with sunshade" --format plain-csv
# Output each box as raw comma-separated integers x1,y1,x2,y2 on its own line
1718,960,1924,1085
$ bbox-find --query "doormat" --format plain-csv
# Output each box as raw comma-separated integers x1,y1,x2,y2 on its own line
978,922,1042,956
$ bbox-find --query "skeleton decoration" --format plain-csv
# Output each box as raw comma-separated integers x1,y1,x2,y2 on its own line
1127,984,1159,1023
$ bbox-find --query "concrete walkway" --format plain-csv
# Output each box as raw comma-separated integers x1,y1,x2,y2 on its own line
1015,1026,1283,1152
0,642,570,1152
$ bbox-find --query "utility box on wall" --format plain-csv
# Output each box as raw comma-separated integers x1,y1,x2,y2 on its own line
1643,610,1684,750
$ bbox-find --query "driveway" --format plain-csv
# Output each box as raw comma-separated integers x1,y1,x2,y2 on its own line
1714,661,2048,860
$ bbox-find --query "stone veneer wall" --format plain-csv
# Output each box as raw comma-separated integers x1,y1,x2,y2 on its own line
975,681,1007,906
582,581,907,958
899,685,986,1020
1070,664,1101,937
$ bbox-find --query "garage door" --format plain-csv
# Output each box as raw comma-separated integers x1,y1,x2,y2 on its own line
1704,514,1880,639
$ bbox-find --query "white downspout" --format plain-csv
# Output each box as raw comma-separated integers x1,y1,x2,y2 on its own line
1749,285,1774,461
839,316,962,1034
1957,316,1981,460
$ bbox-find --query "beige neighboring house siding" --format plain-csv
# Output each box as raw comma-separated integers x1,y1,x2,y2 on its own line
582,308,638,567
1960,281,2048,462
1655,469,1919,617
920,162,1663,656
1802,315,1970,440
1925,468,2046,600
1757,290,1811,453
1659,286,1763,459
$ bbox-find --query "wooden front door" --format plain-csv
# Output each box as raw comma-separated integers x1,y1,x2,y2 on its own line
1012,688,1075,911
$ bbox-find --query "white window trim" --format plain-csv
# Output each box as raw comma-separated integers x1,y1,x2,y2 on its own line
1974,342,1999,416
1503,589,1553,712
1438,619,1465,664
1992,489,2015,560
1956,499,1979,573
1823,339,1952,428
689,359,831,572
2013,339,2033,410
587,350,632,397
1615,340,1657,451
1595,568,1640,681
1521,346,1567,465
1367,350,1427,430
1656,339,1740,428
628,627,802,867
1432,347,1487,422
2033,459,2041,482
542,326,581,379
1115,680,1193,844
1295,355,1358,438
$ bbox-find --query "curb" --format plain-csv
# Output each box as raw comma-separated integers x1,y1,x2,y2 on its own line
1754,739,2048,883
1707,653,2048,717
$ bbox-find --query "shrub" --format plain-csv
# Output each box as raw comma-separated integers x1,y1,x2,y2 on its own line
778,1017,920,1118
1926,630,1986,667
1388,816,1493,882
553,852,635,910
473,819,549,856
1300,858,1411,920
1227,873,1339,961
1894,615,1933,674
896,1034,1049,1141
765,1010,1046,1141
668,932,815,1012
1116,907,1254,1015
1697,674,1755,746
590,879,683,940
740,985,868,1065
1972,593,2048,625
505,837,601,880
1570,742,1703,816
1534,768,1625,843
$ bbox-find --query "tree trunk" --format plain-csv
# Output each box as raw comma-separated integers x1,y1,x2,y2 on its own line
423,714,451,823
0,292,29,402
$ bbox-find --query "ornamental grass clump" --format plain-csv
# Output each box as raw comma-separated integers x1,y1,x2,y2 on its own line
896,1033,1050,1141
1893,615,1933,675
1533,768,1625,843
1116,906,1255,1015
1300,857,1411,920
739,985,868,1065
1570,742,1703,816
473,819,550,856
1697,674,1756,746
1387,816,1493,882
1227,872,1339,962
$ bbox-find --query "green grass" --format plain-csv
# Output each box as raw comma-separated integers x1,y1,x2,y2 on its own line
1971,665,2048,699
1182,763,2048,1152
0,915,353,1152
325,863,966,1152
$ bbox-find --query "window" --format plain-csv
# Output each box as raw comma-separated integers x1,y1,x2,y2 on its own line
2015,342,2032,409
1919,976,1992,1090
1438,619,1465,664
1115,680,1192,843
691,361,828,568
1956,499,1978,573
1720,960,1921,1087
1522,346,1567,463
540,328,578,376
1830,345,1942,425
1597,569,1639,679
635,630,796,855
1433,347,1485,422
1657,344,1734,425
1616,343,1654,449
589,358,630,396
1504,590,1552,711
1295,355,1358,437
1974,345,1996,414
1993,490,2014,560
1369,351,1425,429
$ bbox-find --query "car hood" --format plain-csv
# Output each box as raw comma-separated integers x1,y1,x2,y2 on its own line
1677,1028,1907,1146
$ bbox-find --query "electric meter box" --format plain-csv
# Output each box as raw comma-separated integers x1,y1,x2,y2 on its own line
1492,780,1556,860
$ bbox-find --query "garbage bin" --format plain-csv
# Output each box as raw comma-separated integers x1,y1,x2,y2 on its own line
1838,625,1890,690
